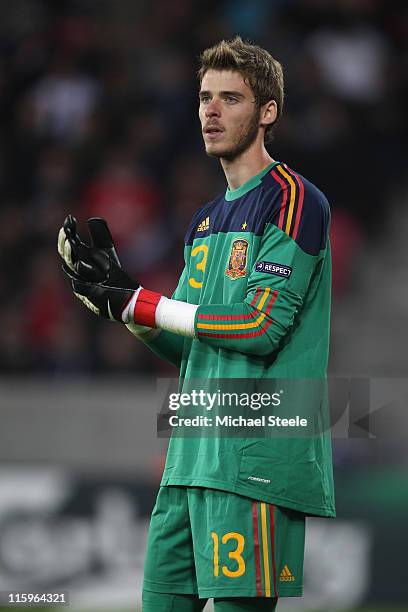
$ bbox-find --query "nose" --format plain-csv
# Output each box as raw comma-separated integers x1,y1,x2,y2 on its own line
205,97,221,118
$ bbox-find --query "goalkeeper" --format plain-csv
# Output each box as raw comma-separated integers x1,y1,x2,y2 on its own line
58,37,335,612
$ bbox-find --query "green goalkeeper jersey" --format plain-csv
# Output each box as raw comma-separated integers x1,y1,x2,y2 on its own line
145,161,335,518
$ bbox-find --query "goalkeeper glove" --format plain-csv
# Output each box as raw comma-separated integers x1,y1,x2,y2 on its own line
58,215,143,322
58,215,196,334
58,214,121,281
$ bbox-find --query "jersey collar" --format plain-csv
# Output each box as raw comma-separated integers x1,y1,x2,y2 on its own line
225,161,279,202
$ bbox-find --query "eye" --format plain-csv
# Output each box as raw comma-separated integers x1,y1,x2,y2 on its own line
200,95,211,104
224,95,238,104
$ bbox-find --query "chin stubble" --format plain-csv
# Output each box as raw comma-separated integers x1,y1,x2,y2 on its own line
206,107,261,162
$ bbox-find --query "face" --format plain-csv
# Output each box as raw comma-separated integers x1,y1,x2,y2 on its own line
199,69,261,161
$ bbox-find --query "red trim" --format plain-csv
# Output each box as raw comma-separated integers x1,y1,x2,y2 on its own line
284,164,304,241
198,290,278,340
271,169,288,230
250,287,262,305
198,310,258,322
133,288,162,327
198,318,272,340
197,287,262,321
269,504,278,597
252,502,263,596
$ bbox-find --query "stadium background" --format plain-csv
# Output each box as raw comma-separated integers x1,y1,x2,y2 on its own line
0,0,407,610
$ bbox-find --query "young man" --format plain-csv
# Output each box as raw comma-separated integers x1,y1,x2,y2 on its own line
58,37,335,612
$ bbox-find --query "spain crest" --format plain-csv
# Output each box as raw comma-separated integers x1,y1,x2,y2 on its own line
226,238,249,280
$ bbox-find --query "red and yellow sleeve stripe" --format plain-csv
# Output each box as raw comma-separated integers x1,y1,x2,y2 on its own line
196,287,278,340
271,163,304,241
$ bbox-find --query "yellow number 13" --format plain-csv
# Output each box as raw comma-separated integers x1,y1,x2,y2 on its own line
189,244,208,289
211,531,246,578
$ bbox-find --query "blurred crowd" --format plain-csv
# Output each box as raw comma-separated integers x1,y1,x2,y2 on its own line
0,0,406,376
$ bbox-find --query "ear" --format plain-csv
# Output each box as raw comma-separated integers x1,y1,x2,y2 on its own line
260,99,278,128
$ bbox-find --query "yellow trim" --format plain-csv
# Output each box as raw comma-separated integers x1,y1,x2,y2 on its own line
260,502,271,598
211,532,219,577
221,532,246,578
197,288,270,331
276,165,296,236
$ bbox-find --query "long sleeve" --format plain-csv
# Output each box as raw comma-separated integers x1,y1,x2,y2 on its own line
193,183,330,357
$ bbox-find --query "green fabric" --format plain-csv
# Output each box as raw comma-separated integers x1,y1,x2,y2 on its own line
142,591,207,611
142,329,185,368
225,162,279,201
143,486,304,599
160,226,335,517
214,598,278,611
193,224,321,359
144,166,335,518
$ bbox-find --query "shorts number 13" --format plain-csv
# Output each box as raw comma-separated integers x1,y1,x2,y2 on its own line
211,531,246,578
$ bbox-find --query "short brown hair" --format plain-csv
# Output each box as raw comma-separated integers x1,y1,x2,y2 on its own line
198,36,284,143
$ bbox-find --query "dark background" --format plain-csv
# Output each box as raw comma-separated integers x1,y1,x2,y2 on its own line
0,0,406,378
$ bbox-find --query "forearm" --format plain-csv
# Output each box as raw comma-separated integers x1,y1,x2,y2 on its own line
126,324,185,368
126,285,302,357
194,296,281,356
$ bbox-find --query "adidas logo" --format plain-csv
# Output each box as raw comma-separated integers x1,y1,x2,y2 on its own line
197,216,210,232
279,564,295,582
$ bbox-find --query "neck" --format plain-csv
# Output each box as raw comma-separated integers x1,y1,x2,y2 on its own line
220,141,274,191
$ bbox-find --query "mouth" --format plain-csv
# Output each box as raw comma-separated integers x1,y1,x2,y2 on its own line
203,126,224,141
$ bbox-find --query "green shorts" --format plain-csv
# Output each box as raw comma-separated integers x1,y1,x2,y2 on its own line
143,486,305,599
